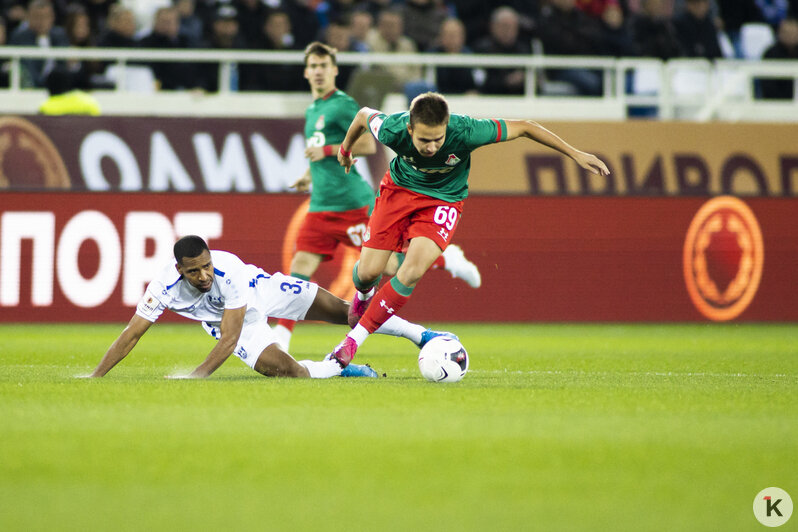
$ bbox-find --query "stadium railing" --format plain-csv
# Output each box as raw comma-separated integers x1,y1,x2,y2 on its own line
0,46,796,121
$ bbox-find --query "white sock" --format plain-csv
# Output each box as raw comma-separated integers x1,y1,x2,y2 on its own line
356,287,375,300
298,359,342,379
348,324,370,346
375,315,425,345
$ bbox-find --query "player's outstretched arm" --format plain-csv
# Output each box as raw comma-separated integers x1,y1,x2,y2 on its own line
505,119,610,176
186,305,246,378
304,129,376,162
290,169,312,192
338,106,379,173
90,314,153,377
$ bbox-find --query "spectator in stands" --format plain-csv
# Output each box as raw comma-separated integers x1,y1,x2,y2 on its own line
123,0,171,33
449,0,492,46
577,0,620,19
175,0,203,47
8,0,69,88
63,3,104,89
365,7,422,89
600,3,635,56
716,0,762,57
754,0,790,28
673,0,723,58
322,17,358,88
355,0,394,21
401,0,448,51
281,0,319,48
629,0,684,59
38,65,101,115
97,3,137,47
472,6,530,96
198,5,246,92
240,9,305,91
82,0,113,37
235,0,269,48
760,16,798,98
537,0,605,95
2,1,27,35
428,17,478,95
349,9,373,51
139,6,202,90
315,0,358,31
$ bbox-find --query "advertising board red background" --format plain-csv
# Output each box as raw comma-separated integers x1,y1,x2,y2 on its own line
1,193,796,322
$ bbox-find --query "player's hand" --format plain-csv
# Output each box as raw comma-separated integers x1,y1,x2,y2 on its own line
337,149,357,174
304,146,326,162
290,173,311,192
573,151,610,176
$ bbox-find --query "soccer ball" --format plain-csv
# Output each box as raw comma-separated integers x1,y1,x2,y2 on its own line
418,336,469,382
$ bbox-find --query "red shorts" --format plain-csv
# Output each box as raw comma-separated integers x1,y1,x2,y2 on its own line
295,206,370,261
364,172,464,252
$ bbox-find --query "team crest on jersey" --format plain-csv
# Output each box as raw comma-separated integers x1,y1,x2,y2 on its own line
315,115,325,130
444,154,460,166
363,227,371,242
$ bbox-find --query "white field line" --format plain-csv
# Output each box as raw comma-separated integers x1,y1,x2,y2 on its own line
387,367,792,379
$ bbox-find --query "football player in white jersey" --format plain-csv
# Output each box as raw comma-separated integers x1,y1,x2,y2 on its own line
89,235,452,379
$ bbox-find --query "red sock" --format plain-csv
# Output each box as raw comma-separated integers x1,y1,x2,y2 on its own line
360,282,410,333
430,255,445,270
276,318,296,332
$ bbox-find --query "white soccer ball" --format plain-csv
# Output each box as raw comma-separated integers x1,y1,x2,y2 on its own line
418,336,469,382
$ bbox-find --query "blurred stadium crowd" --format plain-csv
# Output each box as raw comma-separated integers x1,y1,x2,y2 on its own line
1,0,797,99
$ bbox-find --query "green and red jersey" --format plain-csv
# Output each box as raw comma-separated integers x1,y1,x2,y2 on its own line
305,90,375,212
366,111,508,202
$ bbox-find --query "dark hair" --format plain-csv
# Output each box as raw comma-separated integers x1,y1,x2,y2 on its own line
45,66,75,95
409,92,449,128
174,235,209,263
304,40,337,66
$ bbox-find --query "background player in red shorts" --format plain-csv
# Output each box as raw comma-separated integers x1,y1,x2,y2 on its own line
329,91,611,366
274,42,481,351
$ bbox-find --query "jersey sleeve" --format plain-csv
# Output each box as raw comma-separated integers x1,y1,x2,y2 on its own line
368,111,405,148
462,116,508,150
366,111,387,141
136,282,168,322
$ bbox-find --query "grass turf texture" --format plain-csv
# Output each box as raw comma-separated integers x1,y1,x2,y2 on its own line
0,323,796,531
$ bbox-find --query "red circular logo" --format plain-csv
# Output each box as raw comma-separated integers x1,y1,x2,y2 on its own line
683,196,764,321
0,116,71,189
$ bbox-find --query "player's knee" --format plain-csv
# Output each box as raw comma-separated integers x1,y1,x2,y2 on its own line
396,264,425,287
357,265,382,283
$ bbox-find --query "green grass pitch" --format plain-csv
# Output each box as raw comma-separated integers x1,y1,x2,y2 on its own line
1,322,796,531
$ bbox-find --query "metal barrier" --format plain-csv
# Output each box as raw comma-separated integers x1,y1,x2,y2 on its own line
1,46,797,121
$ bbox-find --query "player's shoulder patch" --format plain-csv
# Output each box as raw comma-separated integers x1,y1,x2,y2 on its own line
138,292,160,317
367,113,384,138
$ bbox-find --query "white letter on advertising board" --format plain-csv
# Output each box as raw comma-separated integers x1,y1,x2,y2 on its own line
173,212,223,243
56,211,121,307
149,131,195,191
80,130,143,191
250,132,307,192
193,133,254,192
0,212,55,306
122,212,175,305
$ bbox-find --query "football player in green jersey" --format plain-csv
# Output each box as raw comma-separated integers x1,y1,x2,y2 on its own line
329,91,610,367
274,42,481,351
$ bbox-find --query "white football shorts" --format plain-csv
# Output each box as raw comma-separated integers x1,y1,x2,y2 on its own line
203,273,319,369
